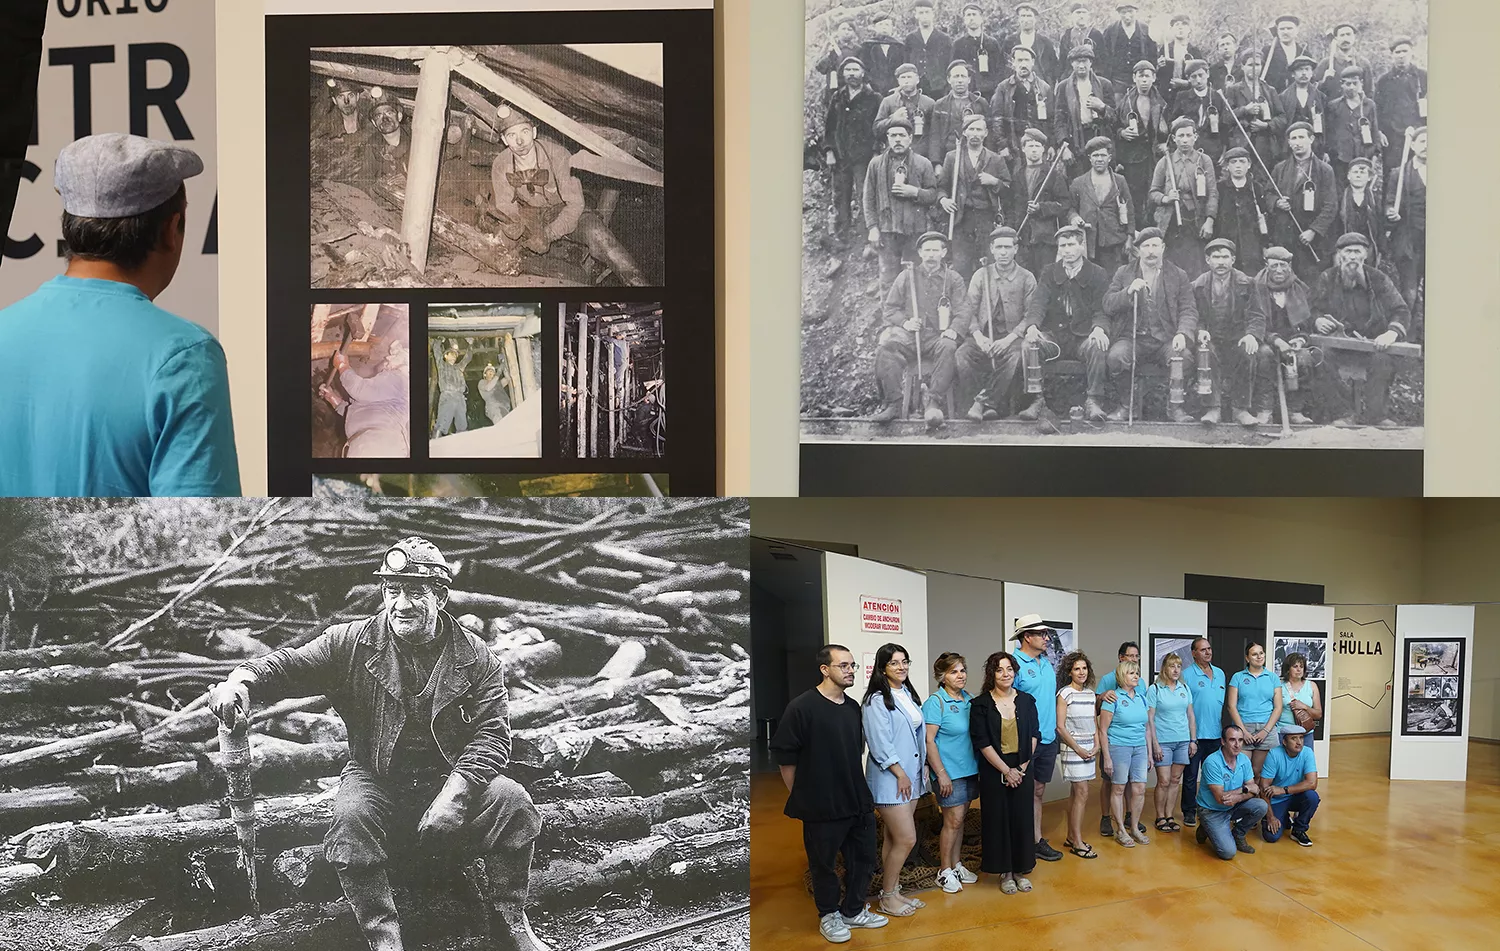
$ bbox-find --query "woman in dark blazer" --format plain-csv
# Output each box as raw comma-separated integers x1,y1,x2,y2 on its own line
970,650,1040,893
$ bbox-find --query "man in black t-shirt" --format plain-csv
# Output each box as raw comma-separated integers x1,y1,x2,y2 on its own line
769,644,888,943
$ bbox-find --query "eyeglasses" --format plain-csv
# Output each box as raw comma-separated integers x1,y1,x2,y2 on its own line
826,662,858,671
885,659,910,668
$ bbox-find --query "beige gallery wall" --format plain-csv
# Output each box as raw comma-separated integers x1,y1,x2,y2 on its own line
747,0,1500,496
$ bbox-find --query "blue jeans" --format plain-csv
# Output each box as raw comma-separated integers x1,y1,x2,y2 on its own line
1261,790,1320,841
1199,798,1269,859
1180,737,1220,820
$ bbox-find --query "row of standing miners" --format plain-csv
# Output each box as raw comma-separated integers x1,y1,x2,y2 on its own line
814,2,1426,430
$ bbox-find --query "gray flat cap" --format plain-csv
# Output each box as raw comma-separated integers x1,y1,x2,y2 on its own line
55,133,203,218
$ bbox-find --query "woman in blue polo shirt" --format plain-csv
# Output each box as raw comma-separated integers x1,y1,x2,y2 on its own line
923,652,979,894
1099,660,1151,848
1226,642,1284,775
1145,652,1196,834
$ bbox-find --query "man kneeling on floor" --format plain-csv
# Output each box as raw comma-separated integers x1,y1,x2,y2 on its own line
1194,724,1268,859
873,231,971,427
1258,723,1319,847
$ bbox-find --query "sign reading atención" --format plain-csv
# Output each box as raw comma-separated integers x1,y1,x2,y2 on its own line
860,596,902,634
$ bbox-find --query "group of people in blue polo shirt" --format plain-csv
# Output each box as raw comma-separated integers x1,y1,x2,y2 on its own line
771,616,1324,943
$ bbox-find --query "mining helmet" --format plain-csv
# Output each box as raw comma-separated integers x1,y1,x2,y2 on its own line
374,536,453,585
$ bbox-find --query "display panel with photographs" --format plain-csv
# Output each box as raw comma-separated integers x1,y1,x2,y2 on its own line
311,302,411,459
561,302,666,459
797,0,1427,495
1400,637,1465,736
314,471,668,497
1272,629,1327,741
1149,631,1198,679
310,44,664,289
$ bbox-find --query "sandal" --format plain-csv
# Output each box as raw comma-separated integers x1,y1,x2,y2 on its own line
1155,817,1171,832
1000,877,1019,894
1115,831,1136,848
1163,818,1181,832
1015,876,1033,892
1063,839,1099,859
878,890,916,916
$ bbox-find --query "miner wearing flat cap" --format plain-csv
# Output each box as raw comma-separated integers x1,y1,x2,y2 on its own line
1117,58,1170,223
1056,43,1117,173
1068,135,1136,274
1170,59,1224,165
863,115,940,291
907,0,956,98
1099,1,1159,87
210,537,547,951
875,62,936,151
1325,64,1385,188
1156,13,1204,101
0,133,239,497
1268,121,1338,281
1150,116,1219,277
813,9,864,101
1385,126,1426,321
1336,157,1385,270
1315,23,1365,103
1260,15,1307,92
1002,3,1061,85
1309,232,1412,428
957,225,1044,421
1254,245,1319,423
936,111,1011,278
822,54,882,249
1033,222,1114,420
1058,3,1107,84
988,44,1054,161
1375,37,1427,169
1010,128,1074,275
872,231,971,427
489,105,585,257
1215,146,1269,277
953,2,1006,100
1277,55,1328,155
925,59,992,167
1191,237,1273,426
861,12,908,97
1223,48,1286,162
1103,226,1200,421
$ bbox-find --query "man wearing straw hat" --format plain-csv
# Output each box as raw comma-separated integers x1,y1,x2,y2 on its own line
210,537,546,951
1012,614,1064,863
489,105,584,257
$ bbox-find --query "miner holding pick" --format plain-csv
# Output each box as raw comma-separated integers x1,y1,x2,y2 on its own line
209,538,546,951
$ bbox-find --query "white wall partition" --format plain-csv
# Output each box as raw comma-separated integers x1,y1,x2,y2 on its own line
822,553,929,699
1267,603,1336,776
1139,597,1209,679
1391,604,1475,782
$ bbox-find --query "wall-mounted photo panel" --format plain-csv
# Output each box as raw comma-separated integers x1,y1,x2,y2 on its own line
313,471,667,496
1392,604,1474,781
1003,582,1078,680
427,303,542,459
561,302,665,459
1139,596,1207,679
311,302,412,458
1266,604,1335,776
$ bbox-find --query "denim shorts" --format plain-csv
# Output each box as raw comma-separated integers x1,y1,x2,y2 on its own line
935,774,978,808
1157,740,1192,766
1108,743,1149,784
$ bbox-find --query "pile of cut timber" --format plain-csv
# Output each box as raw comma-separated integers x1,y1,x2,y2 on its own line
0,498,749,949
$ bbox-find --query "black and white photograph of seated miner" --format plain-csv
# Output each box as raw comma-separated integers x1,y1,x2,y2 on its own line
309,44,664,288
0,497,749,951
800,0,1426,450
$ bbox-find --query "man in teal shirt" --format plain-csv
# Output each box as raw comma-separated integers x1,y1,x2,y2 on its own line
1181,636,1226,827
1012,614,1063,862
1258,723,1319,847
1193,724,1267,859
0,133,239,496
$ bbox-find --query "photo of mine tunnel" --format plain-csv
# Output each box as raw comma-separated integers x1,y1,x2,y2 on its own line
310,302,410,459
309,44,664,288
561,302,665,459
428,303,543,459
313,472,669,498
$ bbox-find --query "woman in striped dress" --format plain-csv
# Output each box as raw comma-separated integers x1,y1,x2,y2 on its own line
1055,650,1099,858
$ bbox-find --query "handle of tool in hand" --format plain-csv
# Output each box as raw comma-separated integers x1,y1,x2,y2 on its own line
1393,127,1413,217
218,716,260,916
948,144,962,240
906,262,925,391
1017,146,1064,235
1164,149,1183,226
1217,88,1319,263
1128,290,1140,427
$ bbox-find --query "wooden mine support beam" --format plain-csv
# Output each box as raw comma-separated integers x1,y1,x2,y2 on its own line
596,188,620,226
608,336,618,458
515,333,538,400
401,47,454,273
558,311,567,446
575,312,587,458
590,331,601,458
502,332,524,407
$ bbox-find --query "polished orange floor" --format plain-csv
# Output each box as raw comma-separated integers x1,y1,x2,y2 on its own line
751,737,1500,950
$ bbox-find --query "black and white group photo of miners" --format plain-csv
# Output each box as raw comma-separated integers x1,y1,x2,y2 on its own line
800,1,1427,451
309,44,665,289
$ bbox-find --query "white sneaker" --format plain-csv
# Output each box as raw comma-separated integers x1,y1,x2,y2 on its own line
841,906,889,929
935,867,962,893
953,863,978,884
820,911,852,943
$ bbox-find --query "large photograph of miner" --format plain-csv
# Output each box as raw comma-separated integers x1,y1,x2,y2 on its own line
0,498,749,951
800,0,1426,451
310,44,664,288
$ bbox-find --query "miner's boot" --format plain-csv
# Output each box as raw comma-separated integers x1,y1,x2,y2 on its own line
1016,396,1047,421
486,847,550,951
923,393,945,431
870,400,903,422
337,865,404,951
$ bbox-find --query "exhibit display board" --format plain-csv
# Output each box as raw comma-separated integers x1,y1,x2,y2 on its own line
823,552,928,695
261,1,717,495
1140,597,1208,680
1003,582,1078,680
1391,604,1474,782
1332,605,1398,735
3,0,217,331
1267,603,1335,777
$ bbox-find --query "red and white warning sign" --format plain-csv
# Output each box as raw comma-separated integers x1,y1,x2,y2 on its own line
860,596,902,634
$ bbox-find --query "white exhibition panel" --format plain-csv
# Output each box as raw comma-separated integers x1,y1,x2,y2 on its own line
822,552,929,701
1267,603,1336,777
1003,582,1078,642
1391,604,1475,782
1139,596,1208,677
